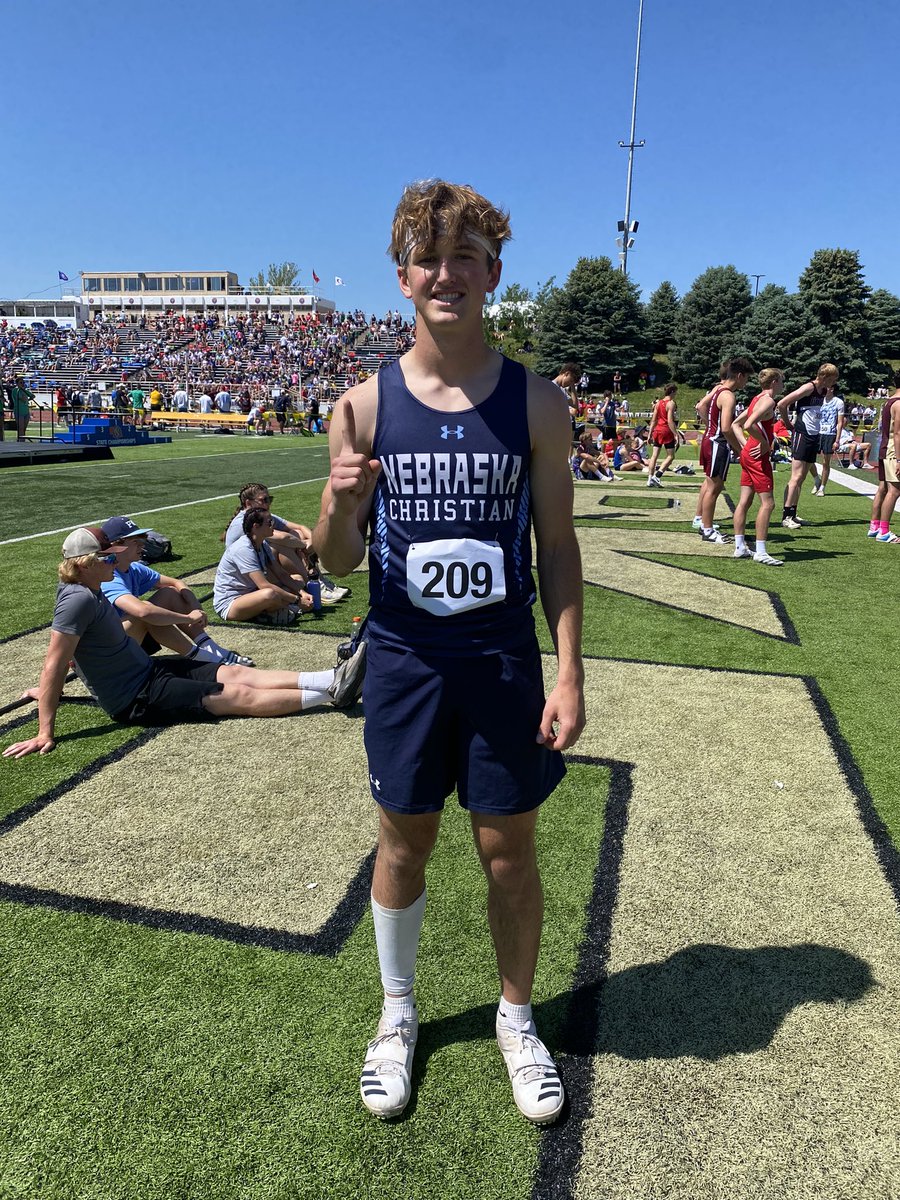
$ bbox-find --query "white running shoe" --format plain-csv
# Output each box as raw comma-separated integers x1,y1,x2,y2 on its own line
321,580,350,601
733,546,754,559
692,515,703,529
848,463,860,470
647,474,662,488
867,527,880,538
360,1011,418,1119
701,529,733,545
496,1017,565,1125
753,552,784,566
876,531,900,543
812,487,824,497
782,516,802,530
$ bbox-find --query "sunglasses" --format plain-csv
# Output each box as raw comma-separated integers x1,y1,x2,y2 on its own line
96,553,118,564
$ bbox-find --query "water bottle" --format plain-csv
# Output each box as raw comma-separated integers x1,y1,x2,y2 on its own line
337,617,362,661
307,552,322,613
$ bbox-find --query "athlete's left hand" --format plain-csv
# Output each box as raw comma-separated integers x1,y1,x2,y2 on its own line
536,682,586,752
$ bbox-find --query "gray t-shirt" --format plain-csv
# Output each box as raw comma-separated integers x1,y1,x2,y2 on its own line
52,583,152,715
224,511,288,547
213,536,273,618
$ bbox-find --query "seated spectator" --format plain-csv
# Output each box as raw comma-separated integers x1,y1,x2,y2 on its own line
99,516,255,665
613,433,649,473
574,432,616,481
834,426,874,469
3,526,367,760
214,507,315,624
223,483,347,603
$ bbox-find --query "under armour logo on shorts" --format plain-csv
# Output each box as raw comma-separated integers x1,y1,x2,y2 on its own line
440,425,464,440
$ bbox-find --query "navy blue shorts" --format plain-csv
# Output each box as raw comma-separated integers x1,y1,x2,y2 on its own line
362,638,566,816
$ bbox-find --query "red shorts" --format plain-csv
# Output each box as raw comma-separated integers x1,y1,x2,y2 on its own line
740,450,774,493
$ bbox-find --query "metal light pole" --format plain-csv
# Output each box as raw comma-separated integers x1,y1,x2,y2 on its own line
617,0,645,275
750,274,766,297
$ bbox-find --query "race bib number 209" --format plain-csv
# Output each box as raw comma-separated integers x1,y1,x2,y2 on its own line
406,538,506,617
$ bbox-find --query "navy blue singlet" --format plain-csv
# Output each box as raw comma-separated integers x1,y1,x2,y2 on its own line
367,355,536,655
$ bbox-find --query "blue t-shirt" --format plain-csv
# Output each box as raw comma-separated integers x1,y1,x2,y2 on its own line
100,561,162,608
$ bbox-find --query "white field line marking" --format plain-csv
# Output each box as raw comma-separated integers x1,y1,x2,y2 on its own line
0,477,329,547
827,466,878,497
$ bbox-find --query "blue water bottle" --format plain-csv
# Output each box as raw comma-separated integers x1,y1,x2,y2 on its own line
307,553,322,613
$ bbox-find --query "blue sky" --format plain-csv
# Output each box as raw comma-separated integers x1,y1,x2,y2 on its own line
5,0,899,315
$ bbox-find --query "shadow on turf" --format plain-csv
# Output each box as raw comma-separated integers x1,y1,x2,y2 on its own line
397,942,872,1121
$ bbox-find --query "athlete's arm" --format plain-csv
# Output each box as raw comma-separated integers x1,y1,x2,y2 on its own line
112,592,205,628
313,380,381,576
776,381,812,428
666,399,677,440
717,389,743,456
2,630,76,759
528,375,586,753
742,396,774,457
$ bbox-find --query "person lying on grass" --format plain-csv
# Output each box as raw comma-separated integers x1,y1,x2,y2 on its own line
3,526,366,761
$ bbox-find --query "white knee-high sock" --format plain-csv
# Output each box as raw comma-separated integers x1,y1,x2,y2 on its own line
372,889,426,998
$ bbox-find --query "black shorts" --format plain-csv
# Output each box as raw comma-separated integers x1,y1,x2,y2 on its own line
818,433,836,456
603,425,617,440
792,429,819,463
113,657,223,725
703,439,731,481
362,637,565,816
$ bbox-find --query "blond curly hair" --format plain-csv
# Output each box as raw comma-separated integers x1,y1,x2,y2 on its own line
390,179,511,266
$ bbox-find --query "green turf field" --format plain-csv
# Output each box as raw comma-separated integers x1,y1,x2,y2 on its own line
1,434,898,1199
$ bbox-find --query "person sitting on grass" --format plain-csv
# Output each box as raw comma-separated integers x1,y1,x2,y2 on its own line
574,432,616,481
214,508,314,625
99,516,255,665
730,367,785,567
223,483,348,603
2,527,367,761
613,432,650,473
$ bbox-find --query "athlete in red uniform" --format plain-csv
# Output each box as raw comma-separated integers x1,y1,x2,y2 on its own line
645,384,679,487
731,368,785,566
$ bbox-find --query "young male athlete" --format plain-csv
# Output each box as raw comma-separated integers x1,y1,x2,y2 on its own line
314,180,586,1125
646,383,679,486
776,363,839,528
809,387,845,497
731,368,785,565
697,357,752,544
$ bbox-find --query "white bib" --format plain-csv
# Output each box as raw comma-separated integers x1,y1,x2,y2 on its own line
406,538,506,617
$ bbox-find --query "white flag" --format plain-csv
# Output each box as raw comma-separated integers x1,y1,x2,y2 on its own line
334,276,345,286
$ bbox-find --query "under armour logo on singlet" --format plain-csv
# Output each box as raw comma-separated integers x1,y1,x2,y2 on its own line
440,424,465,440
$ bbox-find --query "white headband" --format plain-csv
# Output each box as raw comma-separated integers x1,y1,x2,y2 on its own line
399,228,498,267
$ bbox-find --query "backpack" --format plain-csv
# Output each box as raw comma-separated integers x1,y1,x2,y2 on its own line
141,530,172,562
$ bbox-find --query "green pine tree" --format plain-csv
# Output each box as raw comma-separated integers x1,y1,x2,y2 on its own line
669,266,752,386
866,289,900,361
738,285,830,390
534,257,646,388
644,280,681,354
798,249,874,391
